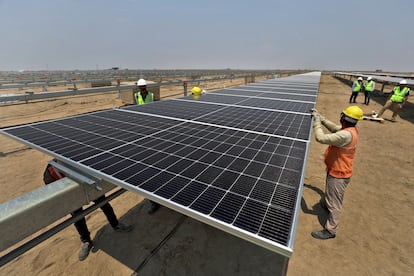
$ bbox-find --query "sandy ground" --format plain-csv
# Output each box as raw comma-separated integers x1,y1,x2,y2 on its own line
0,74,413,275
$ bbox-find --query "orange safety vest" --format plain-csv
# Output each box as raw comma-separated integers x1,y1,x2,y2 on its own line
324,127,359,178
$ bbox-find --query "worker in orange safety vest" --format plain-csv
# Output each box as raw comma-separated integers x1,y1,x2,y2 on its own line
310,105,363,240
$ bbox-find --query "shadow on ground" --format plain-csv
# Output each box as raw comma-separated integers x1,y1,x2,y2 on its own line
90,200,289,276
301,183,328,227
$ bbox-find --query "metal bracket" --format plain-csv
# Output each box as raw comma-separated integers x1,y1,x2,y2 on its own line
48,160,102,191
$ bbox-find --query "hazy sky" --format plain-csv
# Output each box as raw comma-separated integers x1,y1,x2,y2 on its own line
0,0,413,72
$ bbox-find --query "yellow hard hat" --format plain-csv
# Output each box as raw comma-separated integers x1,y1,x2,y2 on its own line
191,86,202,95
342,105,363,121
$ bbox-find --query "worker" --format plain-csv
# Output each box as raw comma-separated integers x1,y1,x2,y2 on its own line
310,106,363,240
191,86,203,100
363,76,376,105
349,77,363,103
134,78,160,214
43,161,133,261
134,78,154,104
375,79,410,122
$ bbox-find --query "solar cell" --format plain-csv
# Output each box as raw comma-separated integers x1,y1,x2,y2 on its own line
1,72,321,257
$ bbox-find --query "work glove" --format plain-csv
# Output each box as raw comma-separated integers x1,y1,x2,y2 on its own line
311,108,320,121
310,109,322,131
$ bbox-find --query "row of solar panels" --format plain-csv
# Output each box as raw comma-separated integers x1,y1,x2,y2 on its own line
335,71,414,85
1,72,321,257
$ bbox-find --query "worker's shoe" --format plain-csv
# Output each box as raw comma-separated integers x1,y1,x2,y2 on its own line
311,229,336,240
148,201,160,215
79,241,93,261
390,117,397,122
114,222,133,233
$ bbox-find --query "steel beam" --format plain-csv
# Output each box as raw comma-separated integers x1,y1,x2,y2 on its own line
0,177,116,252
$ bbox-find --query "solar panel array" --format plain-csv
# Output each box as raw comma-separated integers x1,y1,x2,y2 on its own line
335,71,414,85
1,72,320,257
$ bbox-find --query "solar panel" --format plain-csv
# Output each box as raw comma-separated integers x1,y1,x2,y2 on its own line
228,87,318,96
180,93,315,111
249,83,319,89
123,100,224,120
1,72,321,257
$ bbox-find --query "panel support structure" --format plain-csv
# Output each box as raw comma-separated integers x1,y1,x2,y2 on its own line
0,177,116,252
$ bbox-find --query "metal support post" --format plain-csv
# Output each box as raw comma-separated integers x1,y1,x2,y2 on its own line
0,188,125,267
183,80,188,96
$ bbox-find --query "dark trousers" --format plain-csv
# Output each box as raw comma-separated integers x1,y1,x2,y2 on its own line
72,197,119,243
364,91,371,105
349,92,358,103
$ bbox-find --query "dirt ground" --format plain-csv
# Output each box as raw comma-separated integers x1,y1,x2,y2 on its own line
0,74,413,275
